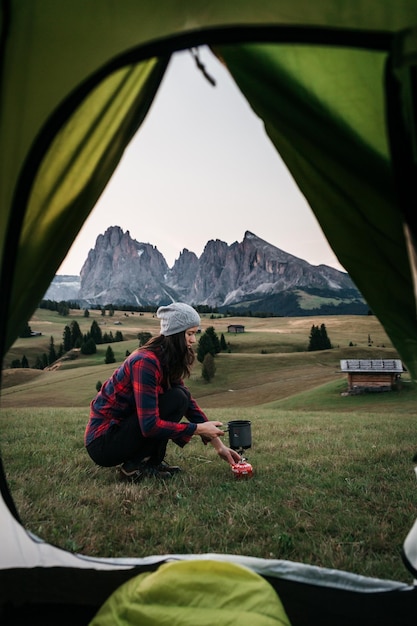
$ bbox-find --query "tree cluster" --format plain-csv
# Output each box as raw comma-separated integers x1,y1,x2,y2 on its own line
11,334,65,370
66,319,124,355
197,327,228,382
11,319,124,369
40,299,80,315
307,323,332,351
197,326,221,363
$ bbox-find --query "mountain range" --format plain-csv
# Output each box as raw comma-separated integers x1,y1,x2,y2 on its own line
44,226,368,316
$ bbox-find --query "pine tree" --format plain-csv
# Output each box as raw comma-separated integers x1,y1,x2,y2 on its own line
90,320,103,344
81,337,97,354
205,326,221,353
220,333,227,351
48,335,57,365
202,352,216,382
21,354,29,368
320,323,332,349
307,325,321,351
63,325,72,352
197,332,215,363
70,320,83,349
105,345,116,364
102,331,115,343
114,330,124,342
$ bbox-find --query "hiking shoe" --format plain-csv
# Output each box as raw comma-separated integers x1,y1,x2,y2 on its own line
145,464,173,479
119,465,146,483
119,462,172,482
154,460,182,474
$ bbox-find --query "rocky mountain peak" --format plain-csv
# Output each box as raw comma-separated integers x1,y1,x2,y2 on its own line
79,226,169,306
45,226,366,315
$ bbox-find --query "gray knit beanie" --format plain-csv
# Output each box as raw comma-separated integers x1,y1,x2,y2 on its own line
157,302,201,336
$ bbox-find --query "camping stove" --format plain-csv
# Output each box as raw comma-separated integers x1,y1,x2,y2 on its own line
231,458,253,479
228,420,253,479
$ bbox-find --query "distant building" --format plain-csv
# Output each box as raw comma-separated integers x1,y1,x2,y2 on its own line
227,324,245,333
340,359,404,393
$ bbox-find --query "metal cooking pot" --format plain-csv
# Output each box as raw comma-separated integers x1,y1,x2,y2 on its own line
227,420,252,451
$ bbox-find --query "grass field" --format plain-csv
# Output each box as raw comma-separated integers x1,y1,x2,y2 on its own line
1,310,416,584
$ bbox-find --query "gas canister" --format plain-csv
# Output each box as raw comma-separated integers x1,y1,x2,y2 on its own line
231,459,253,479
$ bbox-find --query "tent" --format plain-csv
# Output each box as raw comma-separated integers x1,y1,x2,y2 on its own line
1,2,417,623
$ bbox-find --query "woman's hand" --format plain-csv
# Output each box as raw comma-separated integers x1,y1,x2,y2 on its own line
195,421,224,440
217,444,242,466
195,421,242,465
209,436,242,466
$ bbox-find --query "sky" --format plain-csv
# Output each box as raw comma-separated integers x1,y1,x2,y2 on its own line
58,47,344,275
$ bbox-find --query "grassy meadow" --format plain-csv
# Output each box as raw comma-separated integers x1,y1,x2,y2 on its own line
1,309,417,583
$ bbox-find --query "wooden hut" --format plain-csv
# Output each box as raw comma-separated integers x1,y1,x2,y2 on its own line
340,359,404,393
227,324,245,333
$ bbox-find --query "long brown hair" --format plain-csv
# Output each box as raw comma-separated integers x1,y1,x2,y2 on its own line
141,332,195,385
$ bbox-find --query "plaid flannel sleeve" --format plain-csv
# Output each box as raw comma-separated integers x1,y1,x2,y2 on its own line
131,354,198,443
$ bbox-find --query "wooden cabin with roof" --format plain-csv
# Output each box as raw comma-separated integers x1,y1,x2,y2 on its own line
227,324,245,333
340,359,404,393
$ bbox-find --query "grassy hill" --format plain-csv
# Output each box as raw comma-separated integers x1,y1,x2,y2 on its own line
1,309,400,409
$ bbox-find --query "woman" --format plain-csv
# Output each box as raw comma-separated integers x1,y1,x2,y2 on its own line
85,302,241,481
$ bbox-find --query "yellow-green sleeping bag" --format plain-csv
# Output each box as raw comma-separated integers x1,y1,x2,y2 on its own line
89,560,291,625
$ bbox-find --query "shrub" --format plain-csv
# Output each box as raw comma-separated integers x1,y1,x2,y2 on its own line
202,353,216,382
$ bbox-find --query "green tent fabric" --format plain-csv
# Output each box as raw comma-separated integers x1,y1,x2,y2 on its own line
215,42,417,374
2,2,417,624
7,57,169,349
88,560,291,626
1,2,417,374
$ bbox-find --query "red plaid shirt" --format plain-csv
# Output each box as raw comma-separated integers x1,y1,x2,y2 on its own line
84,348,207,447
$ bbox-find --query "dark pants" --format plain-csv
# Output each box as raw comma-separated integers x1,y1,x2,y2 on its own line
86,386,190,468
